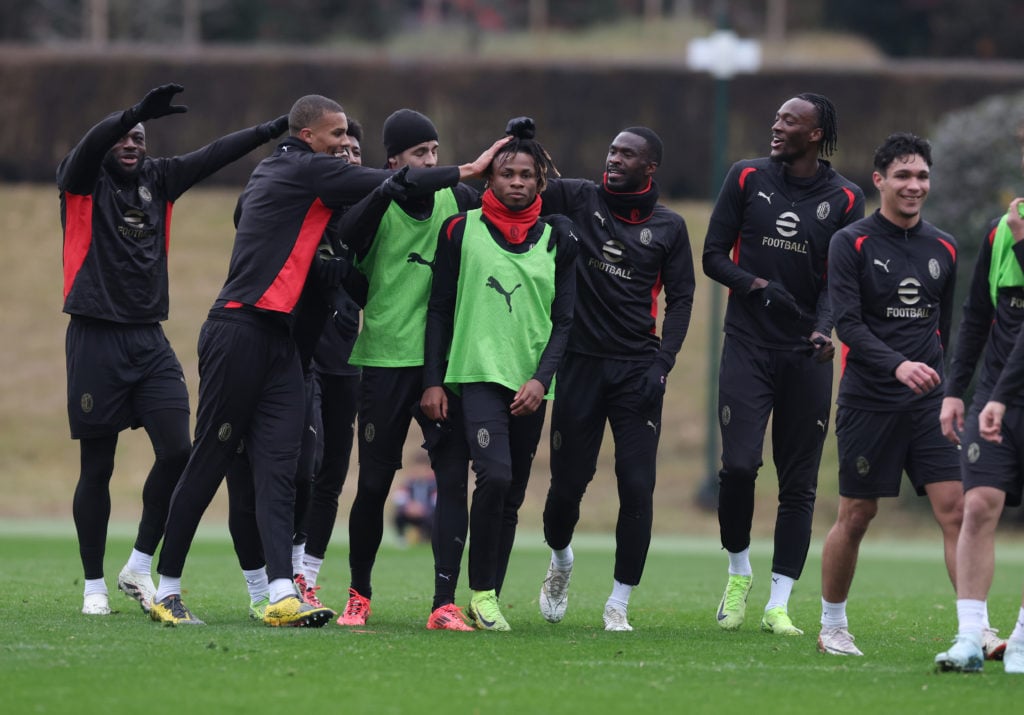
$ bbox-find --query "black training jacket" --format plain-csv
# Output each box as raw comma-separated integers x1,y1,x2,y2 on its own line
703,157,865,349
830,210,957,410
540,178,694,371
58,110,280,323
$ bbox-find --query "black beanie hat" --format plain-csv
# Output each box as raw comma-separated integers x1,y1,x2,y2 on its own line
383,109,438,159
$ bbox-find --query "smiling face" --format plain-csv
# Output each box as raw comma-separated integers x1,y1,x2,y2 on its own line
488,151,539,211
874,153,930,228
604,131,655,193
300,111,349,155
769,97,822,164
345,135,362,165
103,123,147,180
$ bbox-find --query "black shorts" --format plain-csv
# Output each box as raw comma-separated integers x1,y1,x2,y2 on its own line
960,400,1024,507
65,317,188,439
835,404,959,498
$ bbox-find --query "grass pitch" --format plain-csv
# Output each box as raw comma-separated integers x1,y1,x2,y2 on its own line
2,525,1023,714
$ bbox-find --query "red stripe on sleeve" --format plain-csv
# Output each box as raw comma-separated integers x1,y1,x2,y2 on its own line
854,235,868,252
62,193,94,299
937,237,956,262
738,167,757,191
446,215,465,240
254,199,333,313
648,273,663,331
988,226,998,245
842,188,856,214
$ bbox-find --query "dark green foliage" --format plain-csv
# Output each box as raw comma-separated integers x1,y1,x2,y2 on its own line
928,90,1024,314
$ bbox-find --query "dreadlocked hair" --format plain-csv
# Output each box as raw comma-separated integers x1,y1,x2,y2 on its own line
491,136,561,192
796,92,839,158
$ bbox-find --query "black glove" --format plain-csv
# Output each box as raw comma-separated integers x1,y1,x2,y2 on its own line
330,289,361,343
638,356,670,407
312,248,351,289
505,116,536,139
751,281,805,320
263,114,289,140
126,84,187,125
381,165,417,202
544,214,579,252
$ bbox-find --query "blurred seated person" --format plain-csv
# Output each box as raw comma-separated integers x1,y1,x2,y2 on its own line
393,459,437,545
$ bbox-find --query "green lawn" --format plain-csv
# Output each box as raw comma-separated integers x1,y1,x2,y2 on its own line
2,525,1022,714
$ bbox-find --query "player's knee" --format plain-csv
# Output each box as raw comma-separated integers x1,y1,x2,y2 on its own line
838,500,876,536
720,461,758,487
157,441,190,471
962,489,1002,532
778,481,817,508
618,502,652,525
354,472,395,506
471,456,512,492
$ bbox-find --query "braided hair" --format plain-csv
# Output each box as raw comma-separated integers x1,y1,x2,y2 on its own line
491,118,560,192
795,92,838,158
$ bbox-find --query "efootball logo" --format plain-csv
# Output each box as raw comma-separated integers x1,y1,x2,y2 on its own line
601,240,625,264
898,277,922,305
123,209,146,227
776,211,800,238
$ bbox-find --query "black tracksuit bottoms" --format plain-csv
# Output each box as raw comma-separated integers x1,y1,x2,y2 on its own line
157,311,305,583
461,382,547,594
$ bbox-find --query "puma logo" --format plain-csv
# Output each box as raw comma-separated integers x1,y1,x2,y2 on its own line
646,420,658,433
817,419,826,432
407,252,433,267
757,191,774,204
873,258,891,273
594,211,606,228
486,276,521,313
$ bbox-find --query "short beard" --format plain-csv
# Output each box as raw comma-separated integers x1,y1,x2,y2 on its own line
103,152,142,183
